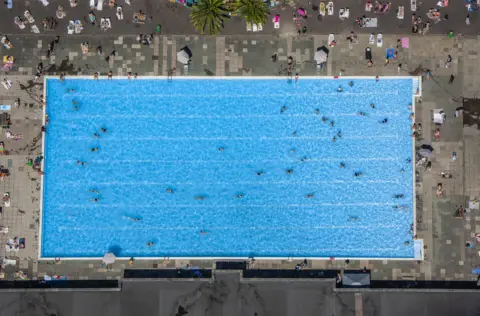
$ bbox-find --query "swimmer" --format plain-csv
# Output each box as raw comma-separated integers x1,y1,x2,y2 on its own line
76,160,87,166
314,108,320,115
72,100,78,105
286,169,294,175
67,88,75,93
218,147,225,152
306,193,315,198
380,118,388,124
91,147,99,152
100,127,107,133
406,158,412,163
300,156,308,162
332,136,337,142
321,116,328,122
330,121,335,127
256,171,264,176
404,241,410,246
393,194,405,199
73,105,79,111
235,194,244,199
166,188,174,193
337,86,343,92
290,148,296,153
370,103,375,108
292,131,297,137
93,133,100,139
400,168,405,173
90,198,100,202
349,81,354,87
131,217,141,222
195,195,205,200
392,205,408,209
340,162,345,168
89,189,100,194
200,230,209,235
354,172,363,177
348,216,359,221
146,242,154,247
337,131,342,138
358,111,366,116
280,106,287,113
60,73,65,82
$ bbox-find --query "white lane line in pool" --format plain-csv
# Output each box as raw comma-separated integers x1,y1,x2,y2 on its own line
55,202,403,208
57,224,404,231
58,180,401,186
82,157,400,164
55,113,404,119
57,135,401,141
59,91,400,98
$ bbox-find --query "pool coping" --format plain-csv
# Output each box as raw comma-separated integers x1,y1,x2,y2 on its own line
39,75,423,261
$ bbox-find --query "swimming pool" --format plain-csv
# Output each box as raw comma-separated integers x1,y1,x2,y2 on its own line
41,77,416,259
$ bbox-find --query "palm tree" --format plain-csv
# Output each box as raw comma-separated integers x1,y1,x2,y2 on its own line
237,0,269,24
190,0,231,35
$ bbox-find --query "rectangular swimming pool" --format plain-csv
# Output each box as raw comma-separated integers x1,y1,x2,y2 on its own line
41,77,416,259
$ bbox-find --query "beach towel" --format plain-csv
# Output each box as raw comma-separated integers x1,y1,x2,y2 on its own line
327,2,334,15
369,33,375,44
401,37,409,48
386,48,395,59
19,238,25,249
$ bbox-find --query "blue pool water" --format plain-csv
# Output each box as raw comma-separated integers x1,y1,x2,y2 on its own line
42,77,415,258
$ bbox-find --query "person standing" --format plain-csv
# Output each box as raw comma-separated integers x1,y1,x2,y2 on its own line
466,14,470,26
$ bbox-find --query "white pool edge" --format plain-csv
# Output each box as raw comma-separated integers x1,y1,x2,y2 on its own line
38,75,423,262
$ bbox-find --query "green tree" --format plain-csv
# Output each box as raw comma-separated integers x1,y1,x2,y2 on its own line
190,0,231,35
237,0,269,24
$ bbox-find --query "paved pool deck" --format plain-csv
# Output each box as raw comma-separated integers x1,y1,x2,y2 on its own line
0,33,478,281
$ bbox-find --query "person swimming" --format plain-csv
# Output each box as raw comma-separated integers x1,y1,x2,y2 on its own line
370,103,375,108
91,147,99,152
337,131,342,138
340,162,346,168
195,195,205,200
300,156,308,162
381,118,388,124
358,111,366,116
77,160,87,166
93,133,100,139
166,188,174,193
218,147,225,152
100,127,107,133
72,100,78,105
200,230,209,235
354,172,363,177
337,86,343,92
348,216,359,221
393,194,405,199
321,116,328,122
67,88,75,92
90,197,100,202
89,189,100,194
314,108,320,114
306,193,315,198
349,81,354,87
280,106,287,113
235,194,244,199
292,131,297,137
256,171,264,176
146,242,154,247
330,121,335,127
332,136,337,142
286,169,294,175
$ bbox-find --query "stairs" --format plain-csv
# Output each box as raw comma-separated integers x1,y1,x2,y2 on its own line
412,76,422,97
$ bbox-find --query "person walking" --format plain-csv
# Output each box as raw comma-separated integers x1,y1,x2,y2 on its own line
466,14,470,26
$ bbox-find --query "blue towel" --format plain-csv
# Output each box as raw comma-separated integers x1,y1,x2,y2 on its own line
7,0,12,9
472,268,480,274
386,48,395,59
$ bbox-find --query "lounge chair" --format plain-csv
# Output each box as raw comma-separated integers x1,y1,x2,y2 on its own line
258,23,263,31
252,23,258,32
377,33,383,47
369,33,375,44
246,22,252,31
24,10,35,23
397,5,404,19
327,2,334,15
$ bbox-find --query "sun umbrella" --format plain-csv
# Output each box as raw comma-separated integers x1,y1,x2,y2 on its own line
177,50,190,64
102,253,116,265
315,46,329,64
420,144,434,151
